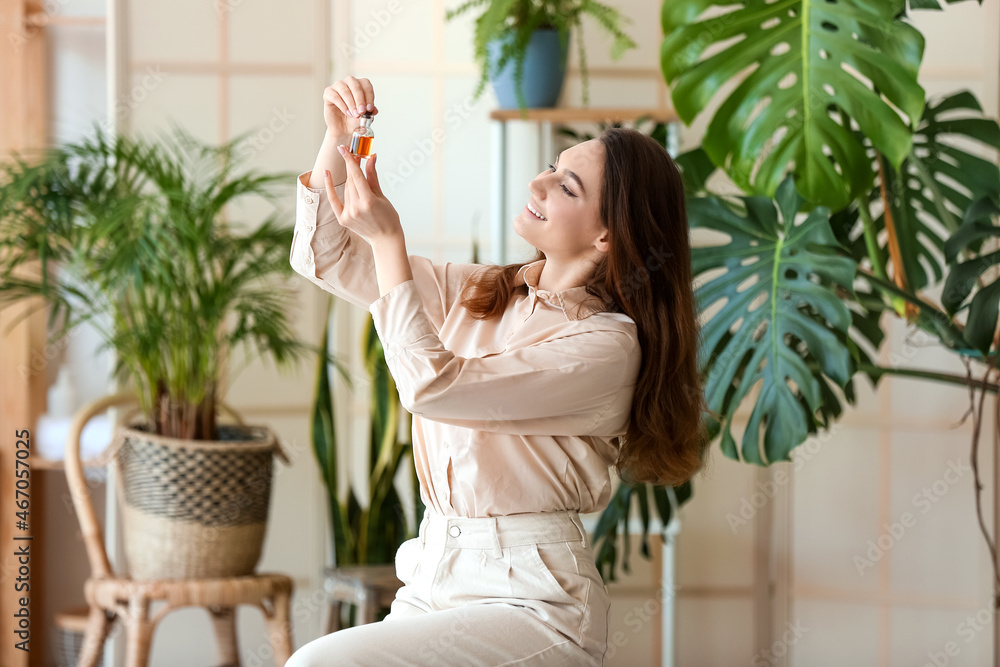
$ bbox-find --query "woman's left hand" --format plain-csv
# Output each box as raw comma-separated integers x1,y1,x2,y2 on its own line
325,147,403,247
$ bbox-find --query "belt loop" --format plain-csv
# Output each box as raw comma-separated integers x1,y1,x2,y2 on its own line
490,517,502,558
571,511,586,547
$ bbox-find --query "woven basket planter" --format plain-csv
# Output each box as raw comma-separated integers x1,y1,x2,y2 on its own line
111,417,288,580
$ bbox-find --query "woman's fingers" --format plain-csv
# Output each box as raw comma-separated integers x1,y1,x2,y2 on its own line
338,145,370,196
365,153,383,197
343,76,368,117
358,78,375,115
327,77,377,118
323,85,351,119
331,80,359,117
339,148,362,205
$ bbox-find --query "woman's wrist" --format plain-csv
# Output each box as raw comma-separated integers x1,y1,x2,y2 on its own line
371,234,413,297
308,130,353,188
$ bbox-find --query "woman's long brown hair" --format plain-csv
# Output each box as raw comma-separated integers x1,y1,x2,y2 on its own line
458,127,708,487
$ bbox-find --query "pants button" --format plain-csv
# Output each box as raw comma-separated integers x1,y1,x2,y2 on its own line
449,525,461,537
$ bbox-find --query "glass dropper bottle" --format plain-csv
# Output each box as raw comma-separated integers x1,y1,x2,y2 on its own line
350,112,375,158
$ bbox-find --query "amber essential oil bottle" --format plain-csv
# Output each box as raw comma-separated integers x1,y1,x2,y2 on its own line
350,112,374,157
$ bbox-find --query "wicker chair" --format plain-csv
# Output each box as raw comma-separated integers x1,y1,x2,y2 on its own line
65,392,294,667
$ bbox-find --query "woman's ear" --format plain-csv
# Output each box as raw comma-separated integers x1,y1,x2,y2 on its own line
594,232,610,254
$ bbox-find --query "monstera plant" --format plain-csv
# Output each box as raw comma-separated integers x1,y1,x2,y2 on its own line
589,0,1000,614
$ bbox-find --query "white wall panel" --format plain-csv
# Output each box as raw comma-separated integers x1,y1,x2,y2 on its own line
129,0,217,62
229,0,317,65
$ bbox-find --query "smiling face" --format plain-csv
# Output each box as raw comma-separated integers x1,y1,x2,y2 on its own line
514,139,608,263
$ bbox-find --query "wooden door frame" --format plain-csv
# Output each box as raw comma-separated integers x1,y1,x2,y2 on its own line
1,1,51,665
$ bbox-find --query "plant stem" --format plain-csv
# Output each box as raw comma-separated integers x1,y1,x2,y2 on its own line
876,152,919,321
963,357,1000,616
853,362,1000,394
856,198,906,316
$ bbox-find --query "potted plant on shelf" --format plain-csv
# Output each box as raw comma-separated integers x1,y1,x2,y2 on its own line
445,0,637,114
0,122,344,580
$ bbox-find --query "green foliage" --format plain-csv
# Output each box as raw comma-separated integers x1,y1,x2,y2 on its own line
942,197,1000,354
591,480,691,583
661,1,1000,472
692,176,857,464
662,0,926,212
869,91,1000,291
0,121,344,439
908,0,983,9
445,0,637,113
561,0,995,586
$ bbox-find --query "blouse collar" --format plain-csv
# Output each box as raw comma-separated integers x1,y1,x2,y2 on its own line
514,259,616,321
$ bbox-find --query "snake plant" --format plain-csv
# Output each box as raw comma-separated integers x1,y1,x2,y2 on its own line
312,297,422,579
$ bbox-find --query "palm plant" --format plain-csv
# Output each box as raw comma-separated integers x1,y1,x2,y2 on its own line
445,0,637,112
0,122,342,440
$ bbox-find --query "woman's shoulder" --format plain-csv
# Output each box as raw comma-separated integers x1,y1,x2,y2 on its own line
582,310,638,336
556,312,639,351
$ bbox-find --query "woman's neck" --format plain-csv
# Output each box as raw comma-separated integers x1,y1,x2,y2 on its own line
536,255,601,293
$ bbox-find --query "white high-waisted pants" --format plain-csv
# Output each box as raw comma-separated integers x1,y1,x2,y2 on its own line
286,508,612,666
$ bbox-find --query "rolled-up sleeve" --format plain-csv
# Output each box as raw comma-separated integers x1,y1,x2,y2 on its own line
369,279,640,437
290,170,482,329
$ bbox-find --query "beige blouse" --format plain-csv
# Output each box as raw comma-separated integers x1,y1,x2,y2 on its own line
290,170,641,517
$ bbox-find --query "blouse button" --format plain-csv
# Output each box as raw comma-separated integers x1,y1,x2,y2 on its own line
449,525,461,537
304,196,314,204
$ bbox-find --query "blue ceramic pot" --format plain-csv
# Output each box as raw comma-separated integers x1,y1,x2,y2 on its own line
486,28,569,109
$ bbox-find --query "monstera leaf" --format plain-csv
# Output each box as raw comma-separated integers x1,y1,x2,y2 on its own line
675,147,719,197
873,90,1000,292
661,0,926,212
691,176,857,464
941,197,1000,354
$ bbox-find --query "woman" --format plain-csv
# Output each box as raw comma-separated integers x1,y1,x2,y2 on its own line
287,76,707,666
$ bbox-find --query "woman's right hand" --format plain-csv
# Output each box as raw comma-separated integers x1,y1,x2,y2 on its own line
324,76,379,137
